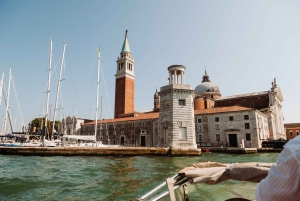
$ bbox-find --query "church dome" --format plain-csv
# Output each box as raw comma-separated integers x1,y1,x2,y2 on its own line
194,71,220,95
195,82,220,94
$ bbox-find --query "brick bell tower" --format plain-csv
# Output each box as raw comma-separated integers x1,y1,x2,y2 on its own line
114,30,135,118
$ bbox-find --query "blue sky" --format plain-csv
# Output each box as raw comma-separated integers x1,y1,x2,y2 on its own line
0,0,300,131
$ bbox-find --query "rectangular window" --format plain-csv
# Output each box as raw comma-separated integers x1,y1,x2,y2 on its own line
215,117,219,122
179,127,187,139
197,125,202,131
197,118,202,123
215,124,220,130
198,134,203,142
216,134,220,141
244,115,249,120
131,130,135,135
229,116,233,121
178,99,186,106
132,123,135,127
246,133,251,141
142,122,145,126
290,131,293,137
245,123,250,129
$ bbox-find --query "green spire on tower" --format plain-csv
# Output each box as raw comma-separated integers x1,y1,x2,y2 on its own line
121,30,131,53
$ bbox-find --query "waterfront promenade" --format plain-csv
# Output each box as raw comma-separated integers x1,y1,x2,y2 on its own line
0,145,283,157
0,146,201,156
200,147,283,153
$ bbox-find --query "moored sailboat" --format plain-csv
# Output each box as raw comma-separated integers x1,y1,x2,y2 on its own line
41,39,67,147
63,48,107,147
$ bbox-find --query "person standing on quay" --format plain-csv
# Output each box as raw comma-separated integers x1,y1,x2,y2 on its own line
256,135,300,200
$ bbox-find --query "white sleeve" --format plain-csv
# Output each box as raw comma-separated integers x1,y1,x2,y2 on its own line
256,145,300,201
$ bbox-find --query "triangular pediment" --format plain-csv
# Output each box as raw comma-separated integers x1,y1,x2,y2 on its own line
275,87,283,102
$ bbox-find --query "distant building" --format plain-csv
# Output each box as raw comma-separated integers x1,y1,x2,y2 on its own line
195,106,269,148
61,116,93,135
80,31,286,148
284,123,300,140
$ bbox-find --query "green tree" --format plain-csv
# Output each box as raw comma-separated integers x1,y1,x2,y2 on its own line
29,118,61,138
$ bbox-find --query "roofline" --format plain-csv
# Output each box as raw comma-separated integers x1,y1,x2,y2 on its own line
216,91,269,101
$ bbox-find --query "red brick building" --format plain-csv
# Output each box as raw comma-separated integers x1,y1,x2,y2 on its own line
114,30,135,118
284,123,300,140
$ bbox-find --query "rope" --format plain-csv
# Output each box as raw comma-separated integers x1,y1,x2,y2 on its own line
100,64,115,131
66,50,81,116
27,50,61,125
78,56,97,118
2,86,13,133
11,75,25,131
25,41,48,86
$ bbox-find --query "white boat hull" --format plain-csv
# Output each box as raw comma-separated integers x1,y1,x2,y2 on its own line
43,140,56,147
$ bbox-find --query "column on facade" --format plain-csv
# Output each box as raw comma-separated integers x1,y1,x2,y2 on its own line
169,71,172,84
182,71,185,84
174,70,177,84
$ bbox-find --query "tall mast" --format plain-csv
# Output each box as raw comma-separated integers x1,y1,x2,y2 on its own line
0,72,4,107
4,68,11,134
51,43,66,140
100,96,103,141
94,49,100,141
44,38,53,139
72,103,75,135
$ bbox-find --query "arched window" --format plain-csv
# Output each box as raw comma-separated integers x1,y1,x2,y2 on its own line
250,102,255,108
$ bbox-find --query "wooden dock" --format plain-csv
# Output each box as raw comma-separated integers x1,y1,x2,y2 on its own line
0,146,202,156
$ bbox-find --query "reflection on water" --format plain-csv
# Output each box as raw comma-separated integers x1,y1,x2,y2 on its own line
0,153,279,201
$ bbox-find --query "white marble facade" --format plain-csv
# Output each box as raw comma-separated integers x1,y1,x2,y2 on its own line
158,65,197,149
195,109,269,148
61,116,84,135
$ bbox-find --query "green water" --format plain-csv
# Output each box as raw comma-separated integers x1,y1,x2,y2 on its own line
0,153,279,201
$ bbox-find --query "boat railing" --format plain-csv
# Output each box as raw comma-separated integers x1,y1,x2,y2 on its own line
136,174,189,201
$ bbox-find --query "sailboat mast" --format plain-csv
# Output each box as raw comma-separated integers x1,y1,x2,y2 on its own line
0,72,4,107
94,49,100,140
72,103,75,135
51,43,66,140
100,96,103,141
44,38,53,139
4,68,11,134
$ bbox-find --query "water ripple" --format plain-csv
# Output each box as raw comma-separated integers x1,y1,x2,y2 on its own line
0,153,279,201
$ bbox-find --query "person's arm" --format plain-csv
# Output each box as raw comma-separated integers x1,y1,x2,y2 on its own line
256,146,300,201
